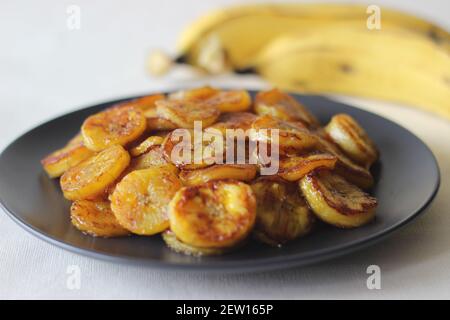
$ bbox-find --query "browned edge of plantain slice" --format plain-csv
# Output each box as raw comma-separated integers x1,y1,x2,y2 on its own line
277,153,337,181
41,136,95,178
179,164,257,186
254,88,320,128
251,176,314,246
325,114,378,168
168,179,256,248
156,99,220,129
81,104,146,151
70,200,130,237
61,145,130,200
300,170,377,228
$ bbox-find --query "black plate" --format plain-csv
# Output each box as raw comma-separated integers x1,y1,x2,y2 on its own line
0,93,440,272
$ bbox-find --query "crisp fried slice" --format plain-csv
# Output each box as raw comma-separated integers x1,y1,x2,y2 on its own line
207,112,257,134
130,136,164,157
300,171,377,228
325,114,378,167
162,230,230,256
277,153,337,181
168,86,219,101
251,115,318,152
251,177,314,245
60,145,130,200
317,135,374,189
168,180,256,248
70,200,129,237
41,137,95,178
144,108,178,131
122,94,165,111
179,164,257,186
110,166,183,235
202,90,252,112
82,105,146,151
130,145,178,174
162,129,223,170
254,89,319,127
156,99,220,129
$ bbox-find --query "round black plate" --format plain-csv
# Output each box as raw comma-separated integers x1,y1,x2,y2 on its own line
0,93,440,272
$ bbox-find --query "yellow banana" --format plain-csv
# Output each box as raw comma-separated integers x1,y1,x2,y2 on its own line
149,3,450,119
177,3,449,70
254,28,450,119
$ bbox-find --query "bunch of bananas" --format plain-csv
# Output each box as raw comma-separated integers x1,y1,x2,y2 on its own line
148,3,450,120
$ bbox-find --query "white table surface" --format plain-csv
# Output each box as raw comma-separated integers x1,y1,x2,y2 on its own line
1,0,449,299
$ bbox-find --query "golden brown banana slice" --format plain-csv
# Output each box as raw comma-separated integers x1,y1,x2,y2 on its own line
300,171,377,228
81,105,146,151
277,153,337,181
122,93,165,111
255,89,319,128
168,86,219,101
325,114,378,167
110,166,183,235
207,112,257,134
70,200,129,237
41,138,95,178
317,136,374,189
162,129,223,170
168,180,256,248
202,90,252,112
162,230,229,256
130,136,164,157
144,108,179,131
180,164,257,186
131,146,178,174
251,115,318,152
60,145,130,200
251,177,314,245
156,99,220,129
66,133,84,146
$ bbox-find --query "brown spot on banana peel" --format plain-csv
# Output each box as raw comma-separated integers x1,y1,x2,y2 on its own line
339,63,353,74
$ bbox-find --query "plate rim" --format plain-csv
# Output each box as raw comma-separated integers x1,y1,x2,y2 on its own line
0,93,441,272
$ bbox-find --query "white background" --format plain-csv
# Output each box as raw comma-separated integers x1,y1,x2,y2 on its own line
1,0,449,299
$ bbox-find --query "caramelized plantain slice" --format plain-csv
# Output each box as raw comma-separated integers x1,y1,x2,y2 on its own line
144,108,178,131
300,171,377,228
254,89,319,127
251,115,318,152
168,86,219,101
277,153,337,181
325,114,378,167
130,136,164,157
251,177,314,245
207,112,257,134
168,180,256,248
70,200,129,237
41,136,95,178
82,105,146,151
156,99,220,129
201,90,252,112
122,94,165,111
179,164,257,186
131,145,178,174
61,145,130,200
162,230,230,256
110,166,183,235
316,135,374,189
161,129,223,170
